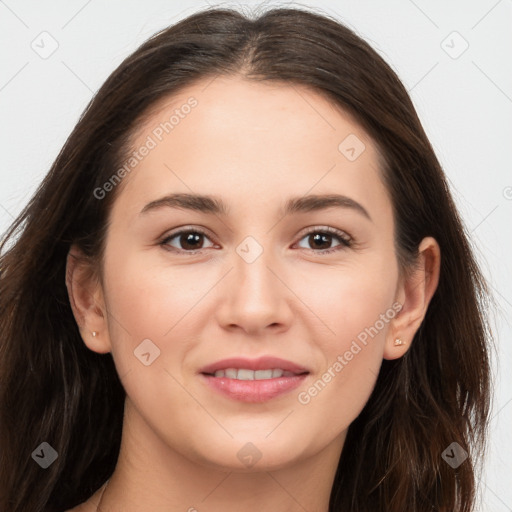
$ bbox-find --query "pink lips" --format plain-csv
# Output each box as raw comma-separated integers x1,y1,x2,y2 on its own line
199,356,310,403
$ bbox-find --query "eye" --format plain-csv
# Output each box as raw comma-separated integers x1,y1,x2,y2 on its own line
159,226,353,255
160,228,215,253
295,227,353,254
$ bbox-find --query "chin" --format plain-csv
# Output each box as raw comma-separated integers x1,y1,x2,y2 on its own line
189,436,309,473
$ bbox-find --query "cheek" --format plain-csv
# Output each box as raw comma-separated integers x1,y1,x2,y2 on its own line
102,244,203,337
300,257,398,349
100,245,184,376
100,248,205,423
297,306,389,443
298,351,381,444
294,260,397,433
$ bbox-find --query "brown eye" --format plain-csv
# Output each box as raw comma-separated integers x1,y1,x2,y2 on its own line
296,227,352,254
161,230,215,252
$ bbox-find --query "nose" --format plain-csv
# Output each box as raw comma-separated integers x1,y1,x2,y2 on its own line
214,243,293,336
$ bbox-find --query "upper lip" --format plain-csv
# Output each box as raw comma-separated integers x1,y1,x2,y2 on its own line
200,356,310,375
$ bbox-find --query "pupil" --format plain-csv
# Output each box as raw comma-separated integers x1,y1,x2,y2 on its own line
183,233,202,249
311,233,331,249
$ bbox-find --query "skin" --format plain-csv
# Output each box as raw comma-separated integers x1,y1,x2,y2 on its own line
66,76,440,512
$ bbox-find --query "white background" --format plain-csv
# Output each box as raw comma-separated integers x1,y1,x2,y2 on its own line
1,1,511,510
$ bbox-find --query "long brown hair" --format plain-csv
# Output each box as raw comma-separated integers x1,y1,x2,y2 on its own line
0,6,493,511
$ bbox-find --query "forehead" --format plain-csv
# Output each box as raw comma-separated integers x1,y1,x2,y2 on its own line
112,76,390,222
132,76,368,153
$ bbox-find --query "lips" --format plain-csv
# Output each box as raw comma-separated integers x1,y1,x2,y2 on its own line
199,356,309,376
199,356,310,402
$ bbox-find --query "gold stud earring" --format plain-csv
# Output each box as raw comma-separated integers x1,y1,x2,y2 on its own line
394,338,405,346
92,331,98,337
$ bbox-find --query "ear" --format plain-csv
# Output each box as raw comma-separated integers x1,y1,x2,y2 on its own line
65,245,111,354
384,236,441,360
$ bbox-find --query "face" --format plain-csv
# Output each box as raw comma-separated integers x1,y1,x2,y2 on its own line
85,76,405,471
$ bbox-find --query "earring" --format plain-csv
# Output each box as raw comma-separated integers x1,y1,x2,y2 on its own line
394,338,405,346
92,331,98,337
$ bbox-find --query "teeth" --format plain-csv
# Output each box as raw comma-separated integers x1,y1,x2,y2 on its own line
255,369,273,379
237,369,254,380
213,368,292,380
225,368,238,379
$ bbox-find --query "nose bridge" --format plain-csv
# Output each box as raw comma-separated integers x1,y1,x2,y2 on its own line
217,233,290,331
233,233,280,303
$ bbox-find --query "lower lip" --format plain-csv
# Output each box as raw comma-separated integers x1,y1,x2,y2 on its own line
200,373,309,403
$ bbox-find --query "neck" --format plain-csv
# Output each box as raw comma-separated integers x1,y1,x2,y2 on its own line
96,480,109,511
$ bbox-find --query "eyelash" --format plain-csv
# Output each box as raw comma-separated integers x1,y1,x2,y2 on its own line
159,226,353,255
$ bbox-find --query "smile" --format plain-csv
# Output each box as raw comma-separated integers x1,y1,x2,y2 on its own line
209,368,302,380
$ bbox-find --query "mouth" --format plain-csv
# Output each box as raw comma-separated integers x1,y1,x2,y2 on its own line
202,368,308,380
199,356,310,402
199,355,309,376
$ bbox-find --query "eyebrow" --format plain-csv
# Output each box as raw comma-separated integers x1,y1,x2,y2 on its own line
140,193,372,222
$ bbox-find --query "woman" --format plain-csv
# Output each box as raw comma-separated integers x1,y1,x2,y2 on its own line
0,5,493,512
